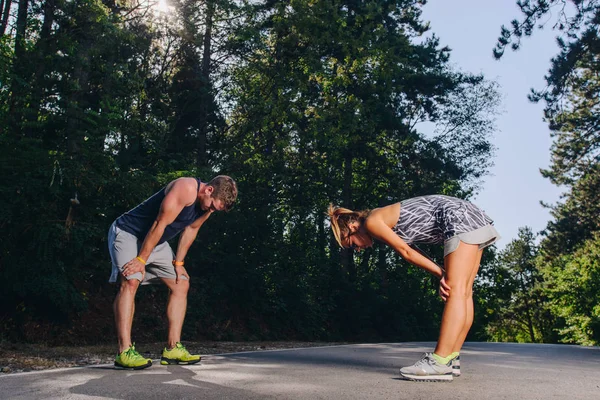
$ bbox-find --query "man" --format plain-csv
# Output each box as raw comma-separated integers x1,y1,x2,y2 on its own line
108,175,237,369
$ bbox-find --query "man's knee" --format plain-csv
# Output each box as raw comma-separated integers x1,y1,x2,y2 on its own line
170,279,190,296
119,277,140,294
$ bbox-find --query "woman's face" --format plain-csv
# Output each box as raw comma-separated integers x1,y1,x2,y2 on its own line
344,223,373,251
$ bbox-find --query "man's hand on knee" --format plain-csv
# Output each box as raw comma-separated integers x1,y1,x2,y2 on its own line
175,265,189,284
122,257,146,279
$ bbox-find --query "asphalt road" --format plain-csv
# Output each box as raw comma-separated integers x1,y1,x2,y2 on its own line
1,342,599,399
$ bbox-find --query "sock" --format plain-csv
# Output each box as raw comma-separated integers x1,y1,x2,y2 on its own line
451,351,460,359
432,353,453,365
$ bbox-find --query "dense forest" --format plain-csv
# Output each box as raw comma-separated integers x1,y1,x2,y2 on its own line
0,0,597,347
488,0,600,346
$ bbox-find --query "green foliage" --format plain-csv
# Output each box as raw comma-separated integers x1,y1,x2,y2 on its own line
496,1,600,346
0,134,157,342
497,2,600,186
0,0,500,343
494,1,599,60
542,234,600,345
483,228,555,343
542,166,600,257
218,0,499,341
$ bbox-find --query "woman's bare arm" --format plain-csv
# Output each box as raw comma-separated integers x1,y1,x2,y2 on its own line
364,216,444,278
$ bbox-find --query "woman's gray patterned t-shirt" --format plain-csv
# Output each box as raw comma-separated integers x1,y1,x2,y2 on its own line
392,195,493,245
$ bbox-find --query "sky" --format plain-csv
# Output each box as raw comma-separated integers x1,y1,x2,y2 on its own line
421,0,565,249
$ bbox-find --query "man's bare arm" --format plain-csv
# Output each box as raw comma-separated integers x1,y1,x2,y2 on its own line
174,210,213,263
122,178,198,277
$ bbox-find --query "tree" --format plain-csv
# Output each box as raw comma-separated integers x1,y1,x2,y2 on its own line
542,165,600,256
486,228,554,342
0,0,163,341
219,0,500,339
6,0,29,134
495,1,600,183
165,0,243,170
0,0,501,343
542,233,600,345
497,0,600,264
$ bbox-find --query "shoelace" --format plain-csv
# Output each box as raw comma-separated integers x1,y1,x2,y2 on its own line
180,344,191,355
175,342,188,351
124,345,142,358
413,354,432,367
165,343,188,353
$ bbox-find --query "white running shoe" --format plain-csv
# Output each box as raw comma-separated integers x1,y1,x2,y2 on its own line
399,353,453,381
452,355,460,377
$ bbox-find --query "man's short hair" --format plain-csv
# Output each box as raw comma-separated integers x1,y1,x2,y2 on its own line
207,175,237,211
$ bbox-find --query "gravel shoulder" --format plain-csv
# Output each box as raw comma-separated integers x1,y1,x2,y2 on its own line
0,341,345,374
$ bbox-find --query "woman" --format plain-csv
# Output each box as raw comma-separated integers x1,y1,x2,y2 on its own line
328,195,500,381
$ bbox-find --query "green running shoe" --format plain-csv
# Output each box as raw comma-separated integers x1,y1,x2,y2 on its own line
114,344,152,370
161,342,201,365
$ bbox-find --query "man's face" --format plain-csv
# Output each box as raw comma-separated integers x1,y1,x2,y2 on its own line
204,197,225,212
199,186,226,212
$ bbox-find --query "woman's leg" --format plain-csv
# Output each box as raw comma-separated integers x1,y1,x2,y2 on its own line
452,248,483,353
434,242,482,358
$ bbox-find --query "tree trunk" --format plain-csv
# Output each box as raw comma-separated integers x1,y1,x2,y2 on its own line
25,0,56,138
341,152,355,281
318,208,326,261
7,0,29,135
12,0,28,75
67,45,91,156
0,0,11,35
518,272,536,342
378,245,388,289
0,0,5,32
197,0,215,169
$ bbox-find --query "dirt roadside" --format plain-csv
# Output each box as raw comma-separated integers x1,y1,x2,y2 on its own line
0,341,345,374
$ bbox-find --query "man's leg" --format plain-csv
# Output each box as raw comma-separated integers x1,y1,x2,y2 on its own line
160,277,190,348
113,276,140,353
112,274,152,369
109,223,144,353
108,223,152,369
159,277,200,365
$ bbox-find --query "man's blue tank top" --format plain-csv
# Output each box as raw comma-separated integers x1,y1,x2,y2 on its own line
116,178,205,244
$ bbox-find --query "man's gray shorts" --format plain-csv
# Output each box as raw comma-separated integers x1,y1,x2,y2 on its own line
443,224,501,257
108,221,188,285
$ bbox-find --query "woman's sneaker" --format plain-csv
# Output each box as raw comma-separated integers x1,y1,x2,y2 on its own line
452,355,461,377
161,342,201,365
114,344,152,370
399,353,453,382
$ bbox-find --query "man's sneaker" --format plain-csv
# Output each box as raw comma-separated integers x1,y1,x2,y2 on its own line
114,344,152,370
161,342,201,365
399,353,453,381
452,355,461,377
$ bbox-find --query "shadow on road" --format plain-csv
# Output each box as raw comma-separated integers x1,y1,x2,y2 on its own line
70,364,272,400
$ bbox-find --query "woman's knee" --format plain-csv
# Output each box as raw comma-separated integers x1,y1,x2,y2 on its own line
445,280,471,299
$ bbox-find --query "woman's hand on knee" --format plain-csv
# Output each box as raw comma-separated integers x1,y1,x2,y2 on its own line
439,274,451,301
